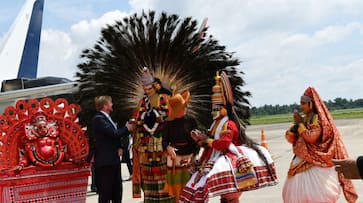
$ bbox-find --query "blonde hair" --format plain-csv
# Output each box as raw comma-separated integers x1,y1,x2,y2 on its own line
94,95,112,111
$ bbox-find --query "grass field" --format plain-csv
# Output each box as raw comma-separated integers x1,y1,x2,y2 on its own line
250,108,363,125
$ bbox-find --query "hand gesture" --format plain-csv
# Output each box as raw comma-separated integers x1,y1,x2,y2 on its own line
126,121,136,132
191,129,207,146
293,110,303,124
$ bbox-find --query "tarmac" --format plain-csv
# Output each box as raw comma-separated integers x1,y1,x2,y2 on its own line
86,118,363,203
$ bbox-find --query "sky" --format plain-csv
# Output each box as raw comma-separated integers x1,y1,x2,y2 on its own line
1,0,363,107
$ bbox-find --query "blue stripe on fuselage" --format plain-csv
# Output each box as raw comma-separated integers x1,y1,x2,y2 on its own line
17,0,44,79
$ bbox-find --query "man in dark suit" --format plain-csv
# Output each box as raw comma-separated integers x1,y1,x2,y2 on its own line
93,95,135,203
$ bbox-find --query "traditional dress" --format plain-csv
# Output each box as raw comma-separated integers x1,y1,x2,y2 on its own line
163,116,199,201
162,90,200,201
180,117,243,202
132,68,174,203
283,87,358,203
180,72,278,203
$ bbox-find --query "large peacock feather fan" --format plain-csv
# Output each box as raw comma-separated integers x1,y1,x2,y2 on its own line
75,11,251,131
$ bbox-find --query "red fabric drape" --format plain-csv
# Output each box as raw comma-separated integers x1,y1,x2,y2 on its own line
293,87,357,203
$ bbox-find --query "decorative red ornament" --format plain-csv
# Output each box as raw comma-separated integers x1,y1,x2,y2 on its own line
16,100,28,116
40,97,55,113
27,99,40,114
0,115,8,130
0,97,90,203
4,106,17,120
0,97,89,171
67,104,81,120
54,98,68,113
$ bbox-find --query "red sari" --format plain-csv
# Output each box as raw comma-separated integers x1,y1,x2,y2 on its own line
283,87,357,203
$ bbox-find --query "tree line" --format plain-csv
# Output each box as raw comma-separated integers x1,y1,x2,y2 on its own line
251,98,363,116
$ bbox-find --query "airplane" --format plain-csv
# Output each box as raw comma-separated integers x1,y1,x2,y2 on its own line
0,0,78,113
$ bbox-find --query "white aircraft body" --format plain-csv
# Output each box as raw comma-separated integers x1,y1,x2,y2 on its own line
0,0,78,114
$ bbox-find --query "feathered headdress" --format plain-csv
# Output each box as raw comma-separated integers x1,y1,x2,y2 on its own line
76,11,251,128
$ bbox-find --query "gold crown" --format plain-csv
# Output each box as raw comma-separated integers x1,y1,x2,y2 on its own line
211,71,234,106
211,72,225,106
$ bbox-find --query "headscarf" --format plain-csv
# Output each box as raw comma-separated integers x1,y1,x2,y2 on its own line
293,86,357,203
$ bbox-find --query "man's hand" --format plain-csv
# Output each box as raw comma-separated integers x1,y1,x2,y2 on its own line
125,122,136,132
332,159,361,179
118,148,123,157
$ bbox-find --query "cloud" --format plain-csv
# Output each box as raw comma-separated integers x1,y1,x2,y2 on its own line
46,1,95,23
128,0,363,106
238,23,363,106
38,29,78,78
37,10,129,80
35,1,363,107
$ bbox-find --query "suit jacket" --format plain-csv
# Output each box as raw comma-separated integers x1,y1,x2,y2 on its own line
357,156,363,178
92,111,129,167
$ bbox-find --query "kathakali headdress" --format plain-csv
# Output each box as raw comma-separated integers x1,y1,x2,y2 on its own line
211,71,235,117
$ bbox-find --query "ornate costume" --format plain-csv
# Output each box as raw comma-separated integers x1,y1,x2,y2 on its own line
162,90,200,201
0,97,89,202
75,11,255,201
283,87,357,203
132,68,174,202
180,72,277,203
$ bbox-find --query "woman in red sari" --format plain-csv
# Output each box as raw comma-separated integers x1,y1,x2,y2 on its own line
283,87,358,203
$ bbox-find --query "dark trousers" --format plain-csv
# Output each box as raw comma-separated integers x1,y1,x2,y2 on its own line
91,164,97,190
122,149,133,176
95,164,122,203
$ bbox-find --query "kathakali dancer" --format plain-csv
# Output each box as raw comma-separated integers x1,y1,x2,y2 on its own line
180,72,278,203
162,90,200,201
132,67,175,202
283,87,358,203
